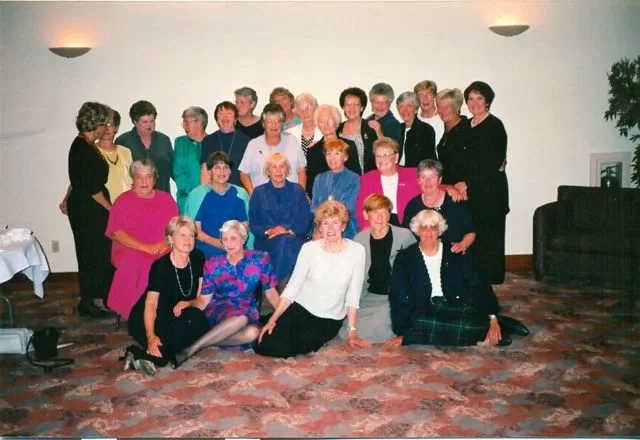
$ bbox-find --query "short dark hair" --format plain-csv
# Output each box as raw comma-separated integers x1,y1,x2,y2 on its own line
129,100,157,123
214,101,239,122
206,151,234,170
339,87,368,115
112,110,121,127
464,81,495,109
75,102,109,132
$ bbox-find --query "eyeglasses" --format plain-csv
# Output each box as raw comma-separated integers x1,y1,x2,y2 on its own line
212,165,230,171
374,152,397,160
264,118,283,126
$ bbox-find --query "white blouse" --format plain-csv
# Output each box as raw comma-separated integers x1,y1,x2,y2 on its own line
281,239,366,320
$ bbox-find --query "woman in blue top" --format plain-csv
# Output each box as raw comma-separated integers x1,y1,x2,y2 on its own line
193,151,248,259
311,138,360,239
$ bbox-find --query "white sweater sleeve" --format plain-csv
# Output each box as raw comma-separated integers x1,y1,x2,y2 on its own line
344,242,366,309
281,242,311,303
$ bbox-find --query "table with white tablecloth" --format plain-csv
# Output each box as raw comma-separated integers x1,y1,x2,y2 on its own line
0,229,50,297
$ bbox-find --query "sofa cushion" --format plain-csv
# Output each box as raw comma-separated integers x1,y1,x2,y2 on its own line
549,231,639,256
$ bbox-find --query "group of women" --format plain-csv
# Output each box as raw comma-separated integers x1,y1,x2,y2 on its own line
62,79,525,375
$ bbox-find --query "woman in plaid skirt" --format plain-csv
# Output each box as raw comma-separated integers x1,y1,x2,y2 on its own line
384,209,527,348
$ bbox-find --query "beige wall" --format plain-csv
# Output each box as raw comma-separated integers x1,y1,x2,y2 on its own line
1,0,638,272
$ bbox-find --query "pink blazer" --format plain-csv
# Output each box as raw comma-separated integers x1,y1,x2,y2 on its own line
355,167,421,230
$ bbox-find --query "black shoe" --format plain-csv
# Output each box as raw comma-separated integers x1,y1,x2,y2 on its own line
171,351,188,369
497,336,512,347
497,315,530,336
78,301,109,318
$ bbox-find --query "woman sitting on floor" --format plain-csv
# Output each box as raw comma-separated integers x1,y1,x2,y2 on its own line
338,194,416,343
125,216,209,374
256,200,371,358
105,159,179,320
385,209,528,348
171,220,281,368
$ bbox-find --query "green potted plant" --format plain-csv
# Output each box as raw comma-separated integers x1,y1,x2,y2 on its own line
604,55,640,187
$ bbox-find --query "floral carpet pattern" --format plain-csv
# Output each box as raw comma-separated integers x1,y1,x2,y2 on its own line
0,272,638,437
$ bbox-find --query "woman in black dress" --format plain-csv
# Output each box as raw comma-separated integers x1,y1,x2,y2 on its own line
463,81,509,285
126,216,209,374
435,88,470,191
67,102,113,318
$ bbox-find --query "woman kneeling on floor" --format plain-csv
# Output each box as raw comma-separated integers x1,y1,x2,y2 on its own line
125,216,209,374
256,200,372,358
385,209,528,349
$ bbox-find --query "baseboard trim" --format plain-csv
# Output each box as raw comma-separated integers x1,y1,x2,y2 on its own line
505,254,532,272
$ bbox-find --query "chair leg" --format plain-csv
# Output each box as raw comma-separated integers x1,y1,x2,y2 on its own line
0,295,14,328
114,315,121,331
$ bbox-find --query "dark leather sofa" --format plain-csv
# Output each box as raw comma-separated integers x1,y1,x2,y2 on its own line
533,185,640,287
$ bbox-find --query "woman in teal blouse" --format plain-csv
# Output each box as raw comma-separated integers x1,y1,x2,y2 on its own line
174,106,208,213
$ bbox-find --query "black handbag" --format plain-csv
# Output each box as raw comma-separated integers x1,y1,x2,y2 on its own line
26,327,74,372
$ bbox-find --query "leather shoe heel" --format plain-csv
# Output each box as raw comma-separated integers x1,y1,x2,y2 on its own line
78,302,109,319
498,315,529,337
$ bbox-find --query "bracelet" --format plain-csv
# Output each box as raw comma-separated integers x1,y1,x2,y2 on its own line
347,326,357,332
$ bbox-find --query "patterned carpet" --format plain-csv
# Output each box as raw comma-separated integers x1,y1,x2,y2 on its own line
0,272,638,437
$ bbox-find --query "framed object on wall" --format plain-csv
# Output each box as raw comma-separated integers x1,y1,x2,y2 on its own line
589,152,633,188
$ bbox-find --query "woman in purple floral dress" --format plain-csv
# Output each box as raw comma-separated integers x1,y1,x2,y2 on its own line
171,220,279,368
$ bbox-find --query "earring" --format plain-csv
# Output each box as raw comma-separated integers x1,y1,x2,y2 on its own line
168,241,173,248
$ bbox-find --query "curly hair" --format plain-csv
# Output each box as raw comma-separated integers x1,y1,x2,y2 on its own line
75,102,109,132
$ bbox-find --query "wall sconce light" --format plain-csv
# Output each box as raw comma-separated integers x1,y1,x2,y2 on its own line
49,47,91,58
488,25,530,37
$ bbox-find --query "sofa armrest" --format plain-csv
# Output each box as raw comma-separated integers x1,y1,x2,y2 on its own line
533,201,558,280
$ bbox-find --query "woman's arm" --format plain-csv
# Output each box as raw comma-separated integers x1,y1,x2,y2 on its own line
195,225,224,249
111,230,167,255
451,232,476,254
59,185,71,215
345,306,372,348
239,171,254,196
91,191,111,212
258,297,292,343
264,287,280,309
200,163,209,185
144,292,163,357
173,278,211,316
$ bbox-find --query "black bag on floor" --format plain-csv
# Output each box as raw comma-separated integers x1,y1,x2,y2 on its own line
26,327,74,372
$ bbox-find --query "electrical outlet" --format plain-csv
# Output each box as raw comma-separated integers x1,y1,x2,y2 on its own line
51,240,60,253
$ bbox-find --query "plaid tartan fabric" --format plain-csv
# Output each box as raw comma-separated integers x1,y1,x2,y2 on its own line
402,303,489,346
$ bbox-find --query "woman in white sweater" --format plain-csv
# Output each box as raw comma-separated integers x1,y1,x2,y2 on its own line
256,200,371,358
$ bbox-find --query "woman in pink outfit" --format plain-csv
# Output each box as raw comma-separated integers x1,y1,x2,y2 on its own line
105,158,179,319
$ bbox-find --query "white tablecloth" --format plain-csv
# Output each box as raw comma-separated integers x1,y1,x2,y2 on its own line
0,232,50,297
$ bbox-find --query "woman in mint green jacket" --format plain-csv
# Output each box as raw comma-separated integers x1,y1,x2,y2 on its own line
174,106,208,213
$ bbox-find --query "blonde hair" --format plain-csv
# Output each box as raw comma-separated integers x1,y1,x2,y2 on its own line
165,215,197,238
373,136,400,155
409,210,448,236
219,219,249,244
362,193,393,213
414,80,438,96
315,200,350,227
314,104,342,127
263,152,292,178
436,88,464,113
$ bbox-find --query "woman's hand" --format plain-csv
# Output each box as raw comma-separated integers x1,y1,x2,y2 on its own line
445,186,466,202
173,301,191,317
258,320,276,343
451,242,467,254
147,334,163,357
483,318,502,346
367,119,383,137
145,242,168,256
347,331,372,349
383,335,404,349
266,226,290,239
59,199,68,216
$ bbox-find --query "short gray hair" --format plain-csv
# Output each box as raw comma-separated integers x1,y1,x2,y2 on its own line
165,215,197,238
314,104,342,127
417,159,443,178
129,158,159,180
409,209,448,236
182,106,208,130
263,152,291,178
369,82,395,104
234,86,258,105
436,88,464,113
219,219,249,244
396,91,419,110
295,93,318,111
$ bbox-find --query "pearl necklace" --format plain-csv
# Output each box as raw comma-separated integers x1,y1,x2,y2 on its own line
173,256,193,298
